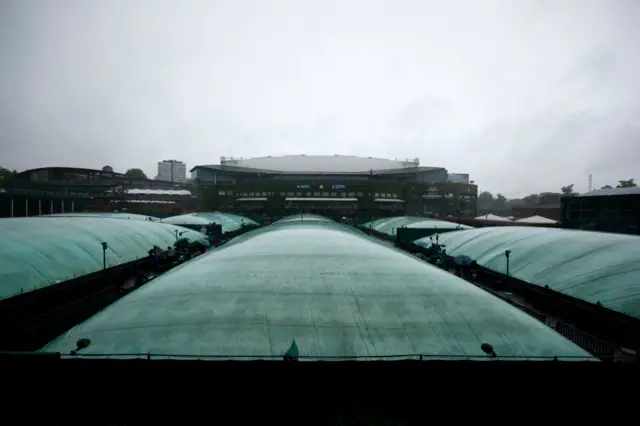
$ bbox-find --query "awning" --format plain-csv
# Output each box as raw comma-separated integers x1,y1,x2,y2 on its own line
236,197,267,201
474,214,512,222
285,197,358,202
515,215,558,224
374,198,405,203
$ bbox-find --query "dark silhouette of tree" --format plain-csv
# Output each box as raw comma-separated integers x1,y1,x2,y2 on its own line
617,179,636,188
0,167,16,188
522,194,539,205
601,185,613,189
478,191,495,212
561,184,575,196
125,168,148,179
102,165,114,173
537,192,561,205
495,194,508,208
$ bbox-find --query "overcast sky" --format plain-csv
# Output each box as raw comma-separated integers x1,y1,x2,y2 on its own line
1,0,639,197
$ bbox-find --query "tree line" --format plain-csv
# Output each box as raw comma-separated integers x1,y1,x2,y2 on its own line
479,179,636,211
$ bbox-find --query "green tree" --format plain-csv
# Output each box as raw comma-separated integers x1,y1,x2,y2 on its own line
522,193,539,205
478,191,495,212
561,184,575,196
617,179,636,188
125,168,148,179
102,165,114,173
601,185,613,189
0,167,16,188
538,192,561,205
495,193,508,208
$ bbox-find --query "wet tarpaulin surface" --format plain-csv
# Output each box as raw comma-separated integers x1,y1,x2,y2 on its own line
362,216,472,239
43,220,592,360
161,212,257,233
0,217,206,300
415,226,640,318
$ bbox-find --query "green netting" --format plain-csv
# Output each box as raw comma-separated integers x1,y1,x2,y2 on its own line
273,213,335,224
0,217,206,300
44,213,159,221
414,227,640,318
362,216,471,237
161,212,257,233
43,220,592,360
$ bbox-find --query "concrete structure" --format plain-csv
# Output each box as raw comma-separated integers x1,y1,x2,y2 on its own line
191,155,477,218
1,167,194,218
157,160,187,183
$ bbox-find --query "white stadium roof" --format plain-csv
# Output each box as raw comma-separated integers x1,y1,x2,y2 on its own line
218,155,421,173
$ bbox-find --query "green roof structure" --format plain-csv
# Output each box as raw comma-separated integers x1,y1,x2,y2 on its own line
43,212,158,221
362,216,472,238
161,212,257,233
43,220,592,360
273,213,335,224
414,227,640,318
0,217,206,300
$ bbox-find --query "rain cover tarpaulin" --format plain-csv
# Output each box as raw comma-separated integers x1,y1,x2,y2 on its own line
42,220,591,360
0,217,206,299
162,212,257,233
415,227,640,318
361,216,471,238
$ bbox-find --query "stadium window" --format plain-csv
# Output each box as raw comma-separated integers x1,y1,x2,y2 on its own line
313,192,321,196
305,192,311,196
249,192,255,196
357,192,363,196
262,192,268,196
348,192,355,197
375,193,380,197
280,192,286,196
227,190,234,195
287,192,294,196
296,192,302,196
218,190,226,196
322,192,329,196
392,193,398,198
331,192,337,197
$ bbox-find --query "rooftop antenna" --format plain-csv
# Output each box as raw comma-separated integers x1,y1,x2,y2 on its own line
588,174,593,192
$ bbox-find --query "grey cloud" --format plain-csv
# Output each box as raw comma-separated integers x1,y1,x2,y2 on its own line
1,0,640,196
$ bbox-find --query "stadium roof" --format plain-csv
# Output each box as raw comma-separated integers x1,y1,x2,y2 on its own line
414,227,640,318
42,220,591,360
0,217,206,300
191,155,445,175
363,216,472,238
161,212,257,233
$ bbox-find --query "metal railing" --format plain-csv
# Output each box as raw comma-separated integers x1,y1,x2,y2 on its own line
555,322,617,358
34,352,603,361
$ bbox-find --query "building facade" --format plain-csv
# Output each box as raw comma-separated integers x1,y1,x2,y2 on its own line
191,155,477,218
1,167,194,218
157,160,187,183
561,187,640,234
